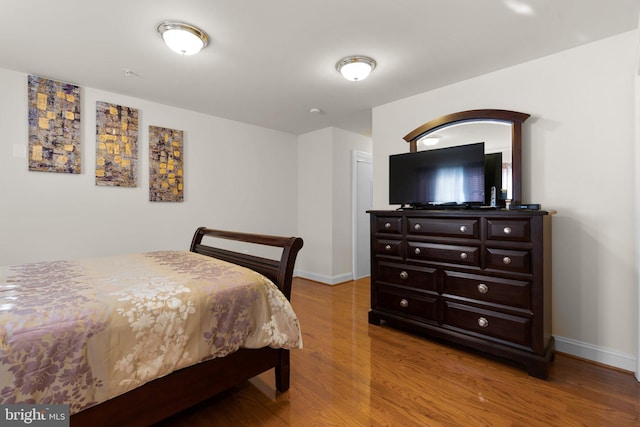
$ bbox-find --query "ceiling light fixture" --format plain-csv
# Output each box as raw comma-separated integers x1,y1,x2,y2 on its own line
336,55,376,82
417,135,442,147
157,21,209,55
503,0,535,16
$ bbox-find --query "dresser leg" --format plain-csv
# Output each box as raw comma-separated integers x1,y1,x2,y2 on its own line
368,310,382,325
525,337,555,379
525,361,549,380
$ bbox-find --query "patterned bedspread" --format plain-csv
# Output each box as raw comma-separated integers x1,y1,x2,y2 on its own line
0,251,302,414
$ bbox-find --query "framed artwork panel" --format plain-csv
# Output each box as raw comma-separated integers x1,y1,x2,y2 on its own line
27,75,81,173
149,126,184,202
95,102,138,187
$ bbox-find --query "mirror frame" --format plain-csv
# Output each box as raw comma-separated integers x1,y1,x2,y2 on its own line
403,109,530,204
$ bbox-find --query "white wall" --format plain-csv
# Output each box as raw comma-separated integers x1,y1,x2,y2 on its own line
0,68,299,266
372,31,638,370
331,128,373,279
635,26,640,380
297,127,372,284
297,128,334,279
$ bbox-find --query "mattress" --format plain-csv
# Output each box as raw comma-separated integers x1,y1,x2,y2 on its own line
0,251,302,413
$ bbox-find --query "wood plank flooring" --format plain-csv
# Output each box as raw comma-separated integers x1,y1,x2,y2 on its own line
156,277,640,426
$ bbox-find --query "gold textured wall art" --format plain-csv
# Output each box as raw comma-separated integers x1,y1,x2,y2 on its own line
149,126,184,202
27,75,81,173
95,102,138,187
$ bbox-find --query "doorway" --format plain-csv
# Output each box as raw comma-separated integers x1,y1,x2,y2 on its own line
352,151,373,280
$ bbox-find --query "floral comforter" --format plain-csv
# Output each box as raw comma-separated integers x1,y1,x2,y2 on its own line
0,251,302,414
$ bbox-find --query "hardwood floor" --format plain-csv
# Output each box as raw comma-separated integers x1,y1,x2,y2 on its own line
156,277,640,426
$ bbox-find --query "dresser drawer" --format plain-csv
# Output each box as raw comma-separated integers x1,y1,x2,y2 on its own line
376,217,403,234
407,242,480,267
485,248,531,273
373,239,403,257
486,219,531,242
377,286,438,322
377,261,437,291
443,271,531,309
407,217,479,239
443,302,532,347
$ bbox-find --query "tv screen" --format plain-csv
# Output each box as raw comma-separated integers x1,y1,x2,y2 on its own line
389,142,485,207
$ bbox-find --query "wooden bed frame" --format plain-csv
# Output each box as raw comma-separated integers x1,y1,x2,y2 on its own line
70,227,303,427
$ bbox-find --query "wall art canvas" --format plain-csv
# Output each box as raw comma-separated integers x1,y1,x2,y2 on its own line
95,102,139,187
149,126,184,202
27,75,81,173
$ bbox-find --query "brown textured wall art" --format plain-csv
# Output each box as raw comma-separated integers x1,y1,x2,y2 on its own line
95,102,139,187
27,75,81,173
149,126,184,202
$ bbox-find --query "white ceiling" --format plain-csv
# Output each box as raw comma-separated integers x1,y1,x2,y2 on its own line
1,0,637,136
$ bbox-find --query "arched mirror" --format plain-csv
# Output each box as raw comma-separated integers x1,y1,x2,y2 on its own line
403,109,530,205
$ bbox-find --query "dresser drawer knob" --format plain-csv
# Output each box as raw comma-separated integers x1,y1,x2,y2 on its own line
502,256,512,265
414,223,421,231
459,225,467,233
400,299,409,308
414,248,421,255
478,317,489,328
460,252,468,260
385,245,392,251
400,271,409,280
384,222,391,229
503,227,512,235
477,283,488,294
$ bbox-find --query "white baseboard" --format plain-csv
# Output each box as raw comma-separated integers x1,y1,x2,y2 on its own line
294,269,353,285
554,335,636,373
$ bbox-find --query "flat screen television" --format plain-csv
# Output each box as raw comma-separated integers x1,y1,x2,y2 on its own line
389,142,485,208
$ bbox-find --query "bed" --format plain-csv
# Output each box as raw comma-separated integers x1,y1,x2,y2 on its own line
0,227,304,427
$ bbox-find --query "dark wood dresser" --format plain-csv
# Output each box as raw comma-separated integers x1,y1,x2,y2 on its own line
368,209,554,378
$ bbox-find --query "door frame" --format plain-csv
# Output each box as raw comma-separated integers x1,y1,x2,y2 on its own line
352,150,373,280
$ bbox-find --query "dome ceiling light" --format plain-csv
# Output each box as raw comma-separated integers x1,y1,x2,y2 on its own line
157,21,209,55
417,135,442,147
335,55,376,82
